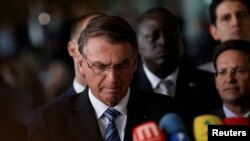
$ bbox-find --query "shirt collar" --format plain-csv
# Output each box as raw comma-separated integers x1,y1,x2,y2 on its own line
143,64,179,89
73,79,86,93
89,87,130,119
223,105,250,118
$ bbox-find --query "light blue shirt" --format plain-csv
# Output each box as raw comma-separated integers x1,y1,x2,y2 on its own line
223,105,250,118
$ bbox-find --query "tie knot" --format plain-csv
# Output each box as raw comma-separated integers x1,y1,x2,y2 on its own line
104,107,119,122
161,79,174,87
155,79,175,96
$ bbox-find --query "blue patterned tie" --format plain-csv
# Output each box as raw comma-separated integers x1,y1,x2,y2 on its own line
104,107,121,141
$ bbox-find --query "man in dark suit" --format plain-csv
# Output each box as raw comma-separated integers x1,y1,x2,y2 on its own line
28,15,174,141
211,40,250,120
131,7,222,123
60,12,104,99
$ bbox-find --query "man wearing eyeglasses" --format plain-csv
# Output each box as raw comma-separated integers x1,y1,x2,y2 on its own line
28,15,175,141
211,39,250,120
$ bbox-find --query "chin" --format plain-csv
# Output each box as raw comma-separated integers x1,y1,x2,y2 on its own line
229,34,244,40
105,97,118,106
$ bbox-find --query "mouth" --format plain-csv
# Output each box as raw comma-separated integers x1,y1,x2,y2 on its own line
231,30,243,37
224,87,240,92
154,50,170,59
104,87,120,93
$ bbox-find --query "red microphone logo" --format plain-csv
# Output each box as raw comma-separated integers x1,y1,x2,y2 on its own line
133,121,166,141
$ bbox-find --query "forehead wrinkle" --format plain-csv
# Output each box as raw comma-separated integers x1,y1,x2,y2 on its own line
85,37,134,65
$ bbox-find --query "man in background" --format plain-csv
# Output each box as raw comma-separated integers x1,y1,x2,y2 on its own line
131,7,221,122
198,0,250,72
60,12,103,98
212,39,250,119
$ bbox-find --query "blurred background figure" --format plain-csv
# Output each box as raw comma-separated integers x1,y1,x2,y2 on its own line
198,0,250,73
212,40,250,120
0,115,28,141
59,12,104,99
0,56,46,126
41,59,72,101
209,0,250,42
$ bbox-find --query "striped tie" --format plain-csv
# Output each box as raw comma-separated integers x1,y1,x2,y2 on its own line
104,107,121,141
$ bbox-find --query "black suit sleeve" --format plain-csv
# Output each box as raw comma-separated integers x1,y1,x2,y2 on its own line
28,109,51,141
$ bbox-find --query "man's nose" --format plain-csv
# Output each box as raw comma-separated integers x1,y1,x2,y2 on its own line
231,15,240,26
157,32,168,45
224,71,237,83
105,68,119,83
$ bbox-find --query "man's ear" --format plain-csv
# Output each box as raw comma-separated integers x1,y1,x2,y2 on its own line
209,25,220,41
67,40,77,57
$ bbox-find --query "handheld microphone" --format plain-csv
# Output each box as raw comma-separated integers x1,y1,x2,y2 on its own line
193,114,223,141
159,112,190,141
223,117,250,125
133,121,166,141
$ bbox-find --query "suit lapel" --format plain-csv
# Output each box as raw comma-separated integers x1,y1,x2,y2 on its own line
71,88,103,141
123,90,151,141
131,64,154,92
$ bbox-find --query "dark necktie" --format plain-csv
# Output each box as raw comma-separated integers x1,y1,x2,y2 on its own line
104,107,121,141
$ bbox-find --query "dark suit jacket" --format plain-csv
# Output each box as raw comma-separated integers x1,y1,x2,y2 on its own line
211,108,226,119
28,88,174,141
0,115,28,141
57,85,76,100
131,62,222,124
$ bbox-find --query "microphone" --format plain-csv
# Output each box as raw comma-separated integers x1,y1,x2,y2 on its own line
133,121,166,141
159,112,190,141
223,117,250,125
193,114,223,141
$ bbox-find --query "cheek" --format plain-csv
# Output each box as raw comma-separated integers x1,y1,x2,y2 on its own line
140,44,153,54
215,78,222,90
85,74,103,91
85,72,98,82
241,78,250,89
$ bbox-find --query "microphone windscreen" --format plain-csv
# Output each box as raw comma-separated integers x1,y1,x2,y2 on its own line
159,112,187,134
193,114,223,141
133,121,166,141
168,133,190,141
223,117,250,125
159,113,190,141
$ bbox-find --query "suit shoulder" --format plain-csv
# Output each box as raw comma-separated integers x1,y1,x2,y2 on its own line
33,94,78,114
131,89,175,108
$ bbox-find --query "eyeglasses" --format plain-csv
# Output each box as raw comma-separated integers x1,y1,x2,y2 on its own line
215,67,250,78
84,56,136,75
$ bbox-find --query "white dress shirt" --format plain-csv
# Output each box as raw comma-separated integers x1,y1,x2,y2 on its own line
73,79,86,93
143,64,178,97
89,88,130,141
